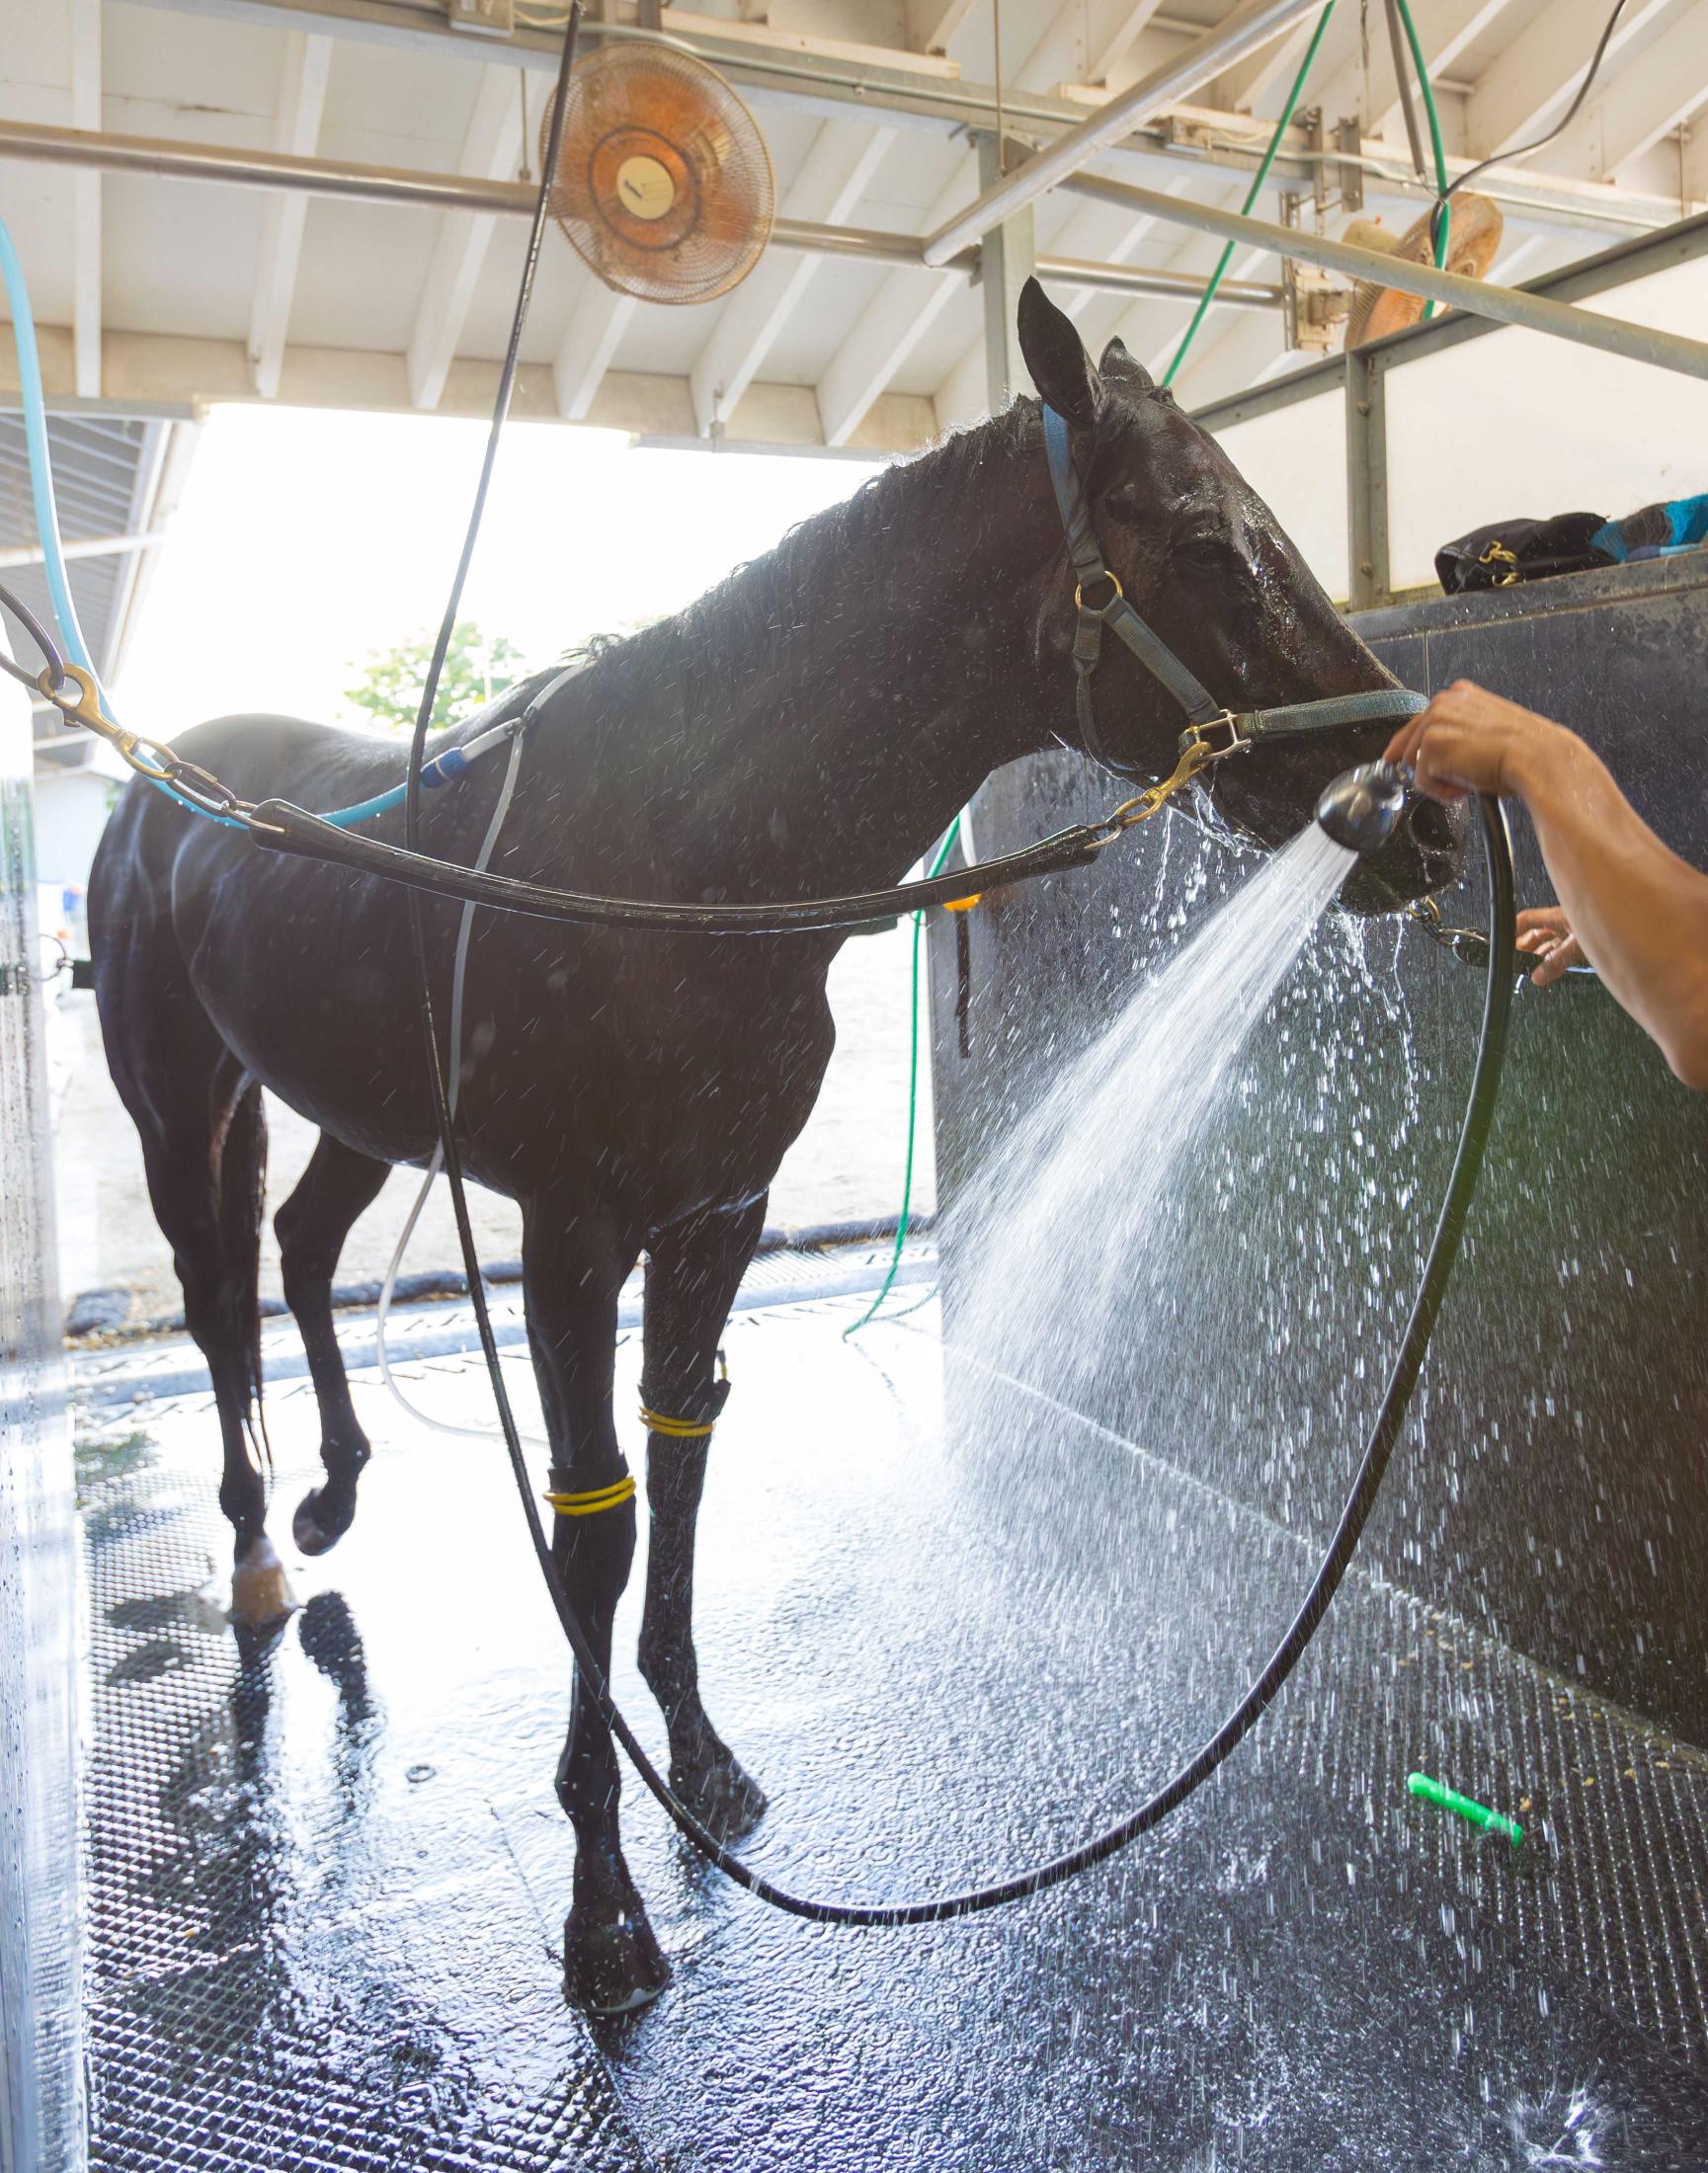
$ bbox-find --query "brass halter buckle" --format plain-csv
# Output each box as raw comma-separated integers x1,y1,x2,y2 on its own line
1179,710,1249,765
1112,711,1251,829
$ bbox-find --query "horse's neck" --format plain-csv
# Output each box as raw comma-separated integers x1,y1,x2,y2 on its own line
662,420,1063,894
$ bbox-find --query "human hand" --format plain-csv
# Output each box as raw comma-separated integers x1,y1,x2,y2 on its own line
1515,904,1586,987
1383,681,1571,806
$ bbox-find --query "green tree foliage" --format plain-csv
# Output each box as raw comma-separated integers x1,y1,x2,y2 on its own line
344,621,528,733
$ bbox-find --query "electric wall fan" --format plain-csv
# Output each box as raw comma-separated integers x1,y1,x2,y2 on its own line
1345,193,1503,349
542,42,775,305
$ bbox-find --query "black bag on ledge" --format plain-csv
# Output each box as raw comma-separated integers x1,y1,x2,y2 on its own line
1435,511,1611,596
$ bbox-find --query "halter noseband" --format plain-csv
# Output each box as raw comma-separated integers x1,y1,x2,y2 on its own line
1041,404,1425,812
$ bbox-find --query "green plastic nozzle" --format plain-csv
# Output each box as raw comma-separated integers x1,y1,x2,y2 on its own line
1407,1771,1523,1848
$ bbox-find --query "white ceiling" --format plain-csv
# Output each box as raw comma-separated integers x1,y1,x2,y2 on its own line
3,0,1705,460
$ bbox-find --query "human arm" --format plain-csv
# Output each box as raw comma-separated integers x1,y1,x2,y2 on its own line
1385,682,1708,1088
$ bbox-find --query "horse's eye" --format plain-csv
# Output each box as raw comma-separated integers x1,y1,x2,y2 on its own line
1104,484,1146,524
1175,532,1223,569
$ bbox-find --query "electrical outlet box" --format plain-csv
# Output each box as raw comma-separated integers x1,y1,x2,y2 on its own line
447,0,516,36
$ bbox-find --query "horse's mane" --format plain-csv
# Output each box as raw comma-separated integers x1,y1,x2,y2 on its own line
576,397,1041,705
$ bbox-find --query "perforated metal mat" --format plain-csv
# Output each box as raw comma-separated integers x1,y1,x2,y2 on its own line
79,1277,1708,2171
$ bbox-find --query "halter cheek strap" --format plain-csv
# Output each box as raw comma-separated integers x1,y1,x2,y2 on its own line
1040,404,1426,785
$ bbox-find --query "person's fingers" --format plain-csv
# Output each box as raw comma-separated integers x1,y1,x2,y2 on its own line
1529,933,1586,987
1410,730,1473,803
1516,906,1570,945
1384,713,1429,767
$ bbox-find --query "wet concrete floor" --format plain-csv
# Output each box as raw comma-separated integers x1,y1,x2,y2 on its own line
80,1267,1708,2170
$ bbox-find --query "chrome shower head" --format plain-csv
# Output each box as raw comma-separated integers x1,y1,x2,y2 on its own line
1315,761,1409,855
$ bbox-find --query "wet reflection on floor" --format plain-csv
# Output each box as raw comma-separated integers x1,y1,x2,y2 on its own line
82,1296,1708,2171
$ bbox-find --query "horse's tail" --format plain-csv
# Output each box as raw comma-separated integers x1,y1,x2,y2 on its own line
217,1079,273,1473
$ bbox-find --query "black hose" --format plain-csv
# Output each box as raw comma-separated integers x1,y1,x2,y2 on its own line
386,0,1522,1927
1428,0,1633,253
427,788,1518,1925
0,572,67,692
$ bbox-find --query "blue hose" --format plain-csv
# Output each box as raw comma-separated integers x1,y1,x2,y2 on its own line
0,210,95,676
0,209,248,829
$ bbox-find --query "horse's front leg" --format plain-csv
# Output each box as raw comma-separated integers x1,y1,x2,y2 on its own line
637,1196,769,1839
521,1200,667,2015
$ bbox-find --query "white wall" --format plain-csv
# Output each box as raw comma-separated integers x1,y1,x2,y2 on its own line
1202,256,1708,603
31,769,117,947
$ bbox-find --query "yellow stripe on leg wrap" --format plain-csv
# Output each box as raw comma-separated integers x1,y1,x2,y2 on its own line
543,1473,637,1516
639,1407,717,1439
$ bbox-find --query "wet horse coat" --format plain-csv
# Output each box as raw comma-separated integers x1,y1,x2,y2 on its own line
89,283,1459,2014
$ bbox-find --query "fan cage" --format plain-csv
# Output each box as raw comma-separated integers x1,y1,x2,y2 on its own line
543,44,775,306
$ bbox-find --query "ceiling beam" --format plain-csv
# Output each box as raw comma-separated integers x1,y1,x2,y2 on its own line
3,322,936,451
1211,5,1315,116
405,63,522,411
1465,0,1674,160
554,282,637,420
817,0,1116,445
815,159,969,447
1314,0,1520,147
0,529,167,570
906,0,978,58
1544,0,1708,182
99,0,1694,243
1089,1,1170,87
69,0,102,399
688,121,893,439
248,31,332,398
923,0,1326,263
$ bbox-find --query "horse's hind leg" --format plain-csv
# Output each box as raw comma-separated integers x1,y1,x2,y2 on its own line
275,1133,391,1556
105,1007,291,1627
636,1196,769,1839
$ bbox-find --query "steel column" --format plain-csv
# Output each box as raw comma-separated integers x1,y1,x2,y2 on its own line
1344,347,1389,613
978,137,1036,413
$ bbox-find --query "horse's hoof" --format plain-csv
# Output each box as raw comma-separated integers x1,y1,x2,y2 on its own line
673,1749,768,1842
229,1536,299,1629
291,1487,348,1558
564,1900,672,2017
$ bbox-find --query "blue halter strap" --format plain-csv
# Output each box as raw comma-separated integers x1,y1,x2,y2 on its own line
1040,404,1425,783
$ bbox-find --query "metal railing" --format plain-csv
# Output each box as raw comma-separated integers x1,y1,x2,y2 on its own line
1189,207,1708,612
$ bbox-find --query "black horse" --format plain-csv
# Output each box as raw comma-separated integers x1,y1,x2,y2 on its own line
89,282,1460,2015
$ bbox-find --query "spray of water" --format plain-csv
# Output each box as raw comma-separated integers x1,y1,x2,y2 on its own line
951,824,1357,1392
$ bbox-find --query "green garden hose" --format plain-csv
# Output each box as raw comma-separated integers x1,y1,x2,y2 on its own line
1164,0,1339,387
1388,0,1451,317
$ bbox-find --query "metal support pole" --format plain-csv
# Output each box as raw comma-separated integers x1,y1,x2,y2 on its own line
1063,170,1708,382
978,136,1036,412
1344,347,1388,612
0,119,1286,310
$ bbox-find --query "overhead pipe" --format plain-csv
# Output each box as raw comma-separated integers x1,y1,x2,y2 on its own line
0,530,166,571
921,0,1327,268
1064,169,1708,382
0,120,1279,311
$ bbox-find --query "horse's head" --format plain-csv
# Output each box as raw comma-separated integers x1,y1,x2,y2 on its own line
1017,280,1463,914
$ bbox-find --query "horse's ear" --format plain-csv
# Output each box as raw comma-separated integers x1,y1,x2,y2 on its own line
1017,277,1101,431
1098,336,1154,389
